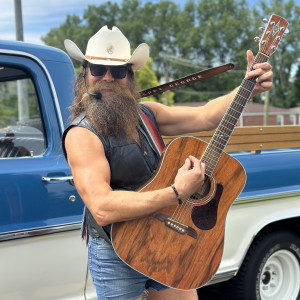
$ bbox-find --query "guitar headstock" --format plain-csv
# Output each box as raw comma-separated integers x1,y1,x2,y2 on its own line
257,15,288,57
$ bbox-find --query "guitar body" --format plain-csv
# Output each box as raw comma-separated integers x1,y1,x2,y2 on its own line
111,136,246,289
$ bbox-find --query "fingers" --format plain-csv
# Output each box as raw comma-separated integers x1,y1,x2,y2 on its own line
246,50,255,70
174,156,206,201
180,156,205,174
181,157,192,171
245,49,273,82
245,62,272,80
186,156,206,181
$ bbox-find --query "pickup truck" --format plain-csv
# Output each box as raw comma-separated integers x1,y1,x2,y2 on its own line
0,40,299,300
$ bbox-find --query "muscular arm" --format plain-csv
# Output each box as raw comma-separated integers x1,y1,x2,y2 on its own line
65,126,205,226
144,88,238,136
145,50,273,136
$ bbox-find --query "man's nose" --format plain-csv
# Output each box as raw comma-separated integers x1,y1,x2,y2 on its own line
102,68,114,82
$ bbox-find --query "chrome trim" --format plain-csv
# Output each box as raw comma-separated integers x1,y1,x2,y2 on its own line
205,268,238,285
0,222,81,241
0,48,65,134
235,189,300,204
42,175,73,183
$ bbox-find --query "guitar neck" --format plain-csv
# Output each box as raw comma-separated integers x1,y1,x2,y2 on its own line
202,52,269,176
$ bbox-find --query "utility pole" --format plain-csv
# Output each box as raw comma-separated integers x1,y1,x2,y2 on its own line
264,90,270,126
14,0,29,122
14,0,24,41
164,56,169,105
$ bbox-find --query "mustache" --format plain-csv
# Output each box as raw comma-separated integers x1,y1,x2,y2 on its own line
89,80,124,95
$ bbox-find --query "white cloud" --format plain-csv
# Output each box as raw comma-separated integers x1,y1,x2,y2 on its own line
0,0,100,44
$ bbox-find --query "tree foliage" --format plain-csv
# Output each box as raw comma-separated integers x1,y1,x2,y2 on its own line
253,0,300,107
41,0,300,108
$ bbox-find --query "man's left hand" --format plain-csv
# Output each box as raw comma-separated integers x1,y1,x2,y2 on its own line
245,50,273,97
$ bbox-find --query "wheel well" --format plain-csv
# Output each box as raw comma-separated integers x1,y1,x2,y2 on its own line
253,216,300,242
197,217,300,298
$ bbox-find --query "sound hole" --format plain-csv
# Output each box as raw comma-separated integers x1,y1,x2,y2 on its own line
186,175,216,206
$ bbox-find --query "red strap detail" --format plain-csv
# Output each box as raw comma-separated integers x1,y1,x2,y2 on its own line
139,109,164,153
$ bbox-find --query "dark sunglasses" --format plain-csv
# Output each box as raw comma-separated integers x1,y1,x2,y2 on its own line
88,64,130,79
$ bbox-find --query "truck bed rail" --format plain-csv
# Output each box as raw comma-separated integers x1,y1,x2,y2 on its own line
162,125,300,153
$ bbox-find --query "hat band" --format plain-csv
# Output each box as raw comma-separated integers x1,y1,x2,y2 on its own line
85,55,128,62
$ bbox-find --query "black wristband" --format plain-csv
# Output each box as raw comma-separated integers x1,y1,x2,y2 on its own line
171,185,182,205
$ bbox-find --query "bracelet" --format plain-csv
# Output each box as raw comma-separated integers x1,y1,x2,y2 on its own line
171,185,182,205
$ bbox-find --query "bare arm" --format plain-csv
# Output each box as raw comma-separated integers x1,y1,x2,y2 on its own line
65,127,205,226
144,50,273,136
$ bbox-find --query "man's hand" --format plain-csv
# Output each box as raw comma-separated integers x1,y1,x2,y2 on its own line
245,50,273,97
173,156,205,201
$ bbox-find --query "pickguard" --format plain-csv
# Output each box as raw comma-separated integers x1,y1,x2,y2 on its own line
191,183,223,230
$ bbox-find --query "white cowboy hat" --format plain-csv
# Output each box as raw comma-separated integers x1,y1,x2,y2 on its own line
64,25,149,70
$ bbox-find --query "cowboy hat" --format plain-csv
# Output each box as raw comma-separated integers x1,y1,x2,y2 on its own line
64,25,149,70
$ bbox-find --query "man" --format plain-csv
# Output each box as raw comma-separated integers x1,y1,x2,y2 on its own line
63,26,273,300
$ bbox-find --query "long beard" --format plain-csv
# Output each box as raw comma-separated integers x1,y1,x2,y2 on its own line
82,79,140,138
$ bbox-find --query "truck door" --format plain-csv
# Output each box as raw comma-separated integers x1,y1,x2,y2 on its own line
0,54,90,299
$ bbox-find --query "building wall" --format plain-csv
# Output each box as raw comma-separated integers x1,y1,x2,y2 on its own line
238,114,300,126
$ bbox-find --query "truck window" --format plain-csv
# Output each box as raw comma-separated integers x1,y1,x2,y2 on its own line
0,66,46,158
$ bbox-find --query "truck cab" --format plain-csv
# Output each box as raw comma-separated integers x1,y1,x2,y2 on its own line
0,41,95,300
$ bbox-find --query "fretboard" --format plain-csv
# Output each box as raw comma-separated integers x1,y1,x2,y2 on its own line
202,53,269,176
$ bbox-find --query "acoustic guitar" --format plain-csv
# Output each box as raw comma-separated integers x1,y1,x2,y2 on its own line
111,15,288,289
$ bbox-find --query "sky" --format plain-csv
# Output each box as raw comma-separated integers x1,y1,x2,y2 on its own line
0,0,298,45
0,0,175,45
0,0,104,44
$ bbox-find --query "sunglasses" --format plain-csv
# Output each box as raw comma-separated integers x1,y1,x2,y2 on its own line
88,64,130,79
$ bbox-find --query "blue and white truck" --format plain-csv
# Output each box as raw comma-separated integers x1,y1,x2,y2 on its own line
0,40,299,300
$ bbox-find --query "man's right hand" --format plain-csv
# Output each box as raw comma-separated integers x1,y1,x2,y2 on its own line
173,156,205,201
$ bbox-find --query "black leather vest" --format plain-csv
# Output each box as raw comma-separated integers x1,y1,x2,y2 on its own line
62,104,163,238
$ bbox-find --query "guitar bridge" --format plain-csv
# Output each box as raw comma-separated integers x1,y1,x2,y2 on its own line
154,213,197,239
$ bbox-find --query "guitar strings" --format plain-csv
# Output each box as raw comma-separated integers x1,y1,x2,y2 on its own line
171,177,212,224
203,50,267,169
167,25,284,227
170,57,264,225
203,22,284,171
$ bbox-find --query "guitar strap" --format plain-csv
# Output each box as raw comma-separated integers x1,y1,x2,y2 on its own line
139,63,234,99
138,108,165,156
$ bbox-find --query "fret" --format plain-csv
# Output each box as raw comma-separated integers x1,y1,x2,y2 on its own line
201,71,256,171
239,85,254,94
221,118,238,128
235,91,250,99
203,147,222,160
231,100,246,110
200,32,279,173
230,107,241,115
234,93,249,103
209,137,227,149
211,135,231,148
204,146,223,158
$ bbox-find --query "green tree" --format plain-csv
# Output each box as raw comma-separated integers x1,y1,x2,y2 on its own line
172,0,254,103
82,2,121,37
254,0,300,107
41,0,299,107
42,15,87,68
288,65,300,106
135,57,174,105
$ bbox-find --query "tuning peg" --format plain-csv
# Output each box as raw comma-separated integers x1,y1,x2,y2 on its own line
263,18,269,23
258,27,265,32
254,37,260,42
